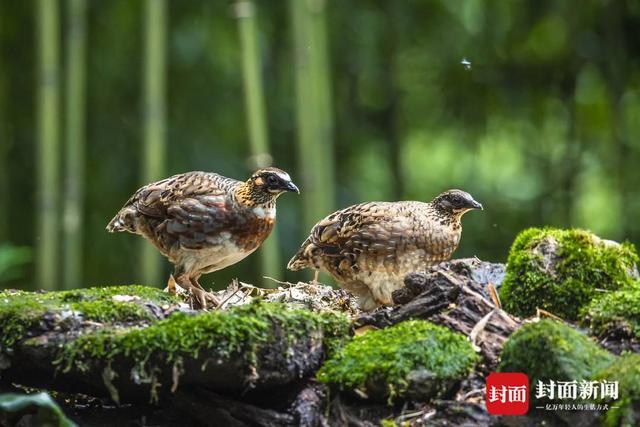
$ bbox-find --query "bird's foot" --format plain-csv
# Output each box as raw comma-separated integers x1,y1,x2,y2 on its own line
190,287,220,310
189,277,220,310
174,274,219,309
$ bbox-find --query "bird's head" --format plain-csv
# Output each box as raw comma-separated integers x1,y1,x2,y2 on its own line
432,189,483,217
240,167,299,205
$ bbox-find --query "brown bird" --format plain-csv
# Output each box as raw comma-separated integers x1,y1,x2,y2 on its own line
107,167,299,308
287,190,482,311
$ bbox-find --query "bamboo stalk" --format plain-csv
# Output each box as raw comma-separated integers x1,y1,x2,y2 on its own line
62,0,87,289
36,0,61,290
290,0,335,251
0,58,7,242
234,0,280,284
141,0,167,286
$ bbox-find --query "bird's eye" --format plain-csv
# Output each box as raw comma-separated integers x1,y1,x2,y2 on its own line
266,175,278,186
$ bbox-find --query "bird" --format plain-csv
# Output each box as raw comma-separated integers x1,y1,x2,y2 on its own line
287,189,482,311
107,167,299,308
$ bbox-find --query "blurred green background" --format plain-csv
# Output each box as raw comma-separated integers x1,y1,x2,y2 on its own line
1,0,639,291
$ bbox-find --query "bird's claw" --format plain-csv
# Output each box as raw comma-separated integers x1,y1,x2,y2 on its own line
191,288,220,309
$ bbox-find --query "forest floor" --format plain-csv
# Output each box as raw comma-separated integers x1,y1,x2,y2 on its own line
2,229,640,426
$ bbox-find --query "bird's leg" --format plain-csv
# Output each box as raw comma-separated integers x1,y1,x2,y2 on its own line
311,270,319,286
173,271,218,309
190,275,220,308
173,272,199,308
189,275,205,291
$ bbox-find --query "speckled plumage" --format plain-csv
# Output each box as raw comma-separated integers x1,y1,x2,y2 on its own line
287,190,482,311
107,167,299,307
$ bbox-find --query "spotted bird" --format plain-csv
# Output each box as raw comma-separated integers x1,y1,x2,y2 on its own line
108,167,299,308
288,190,482,311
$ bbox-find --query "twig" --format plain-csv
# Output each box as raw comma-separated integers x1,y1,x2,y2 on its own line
536,307,565,322
262,276,297,287
398,412,424,420
488,283,502,309
461,388,485,400
460,285,494,309
395,410,425,422
469,309,496,350
238,282,261,297
216,286,244,310
494,308,520,328
420,409,437,421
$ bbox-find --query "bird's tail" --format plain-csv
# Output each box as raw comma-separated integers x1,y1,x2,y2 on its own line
287,239,315,271
106,207,138,233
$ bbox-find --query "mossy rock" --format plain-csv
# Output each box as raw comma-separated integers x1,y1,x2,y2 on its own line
500,228,639,320
316,320,479,403
583,285,640,340
595,353,640,427
499,319,615,396
0,285,179,350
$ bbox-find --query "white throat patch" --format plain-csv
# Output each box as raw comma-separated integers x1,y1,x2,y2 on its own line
253,205,276,218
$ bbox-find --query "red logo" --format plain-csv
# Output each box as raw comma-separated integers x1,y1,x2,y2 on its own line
486,372,529,415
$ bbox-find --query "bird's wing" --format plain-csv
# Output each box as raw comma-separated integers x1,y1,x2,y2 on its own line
316,202,412,255
288,202,411,270
130,171,237,219
161,192,240,250
111,172,245,250
311,203,393,243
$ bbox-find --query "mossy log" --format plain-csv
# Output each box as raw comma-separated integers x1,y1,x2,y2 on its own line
0,287,349,404
353,258,519,370
3,317,327,402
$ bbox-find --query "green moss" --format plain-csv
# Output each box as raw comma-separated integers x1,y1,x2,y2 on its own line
0,285,179,350
0,293,47,348
595,353,640,427
583,285,640,339
500,228,639,320
499,320,615,391
55,285,178,303
316,320,479,402
58,301,350,374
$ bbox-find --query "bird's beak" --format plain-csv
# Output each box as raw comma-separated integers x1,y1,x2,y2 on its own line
470,199,483,210
284,181,300,194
